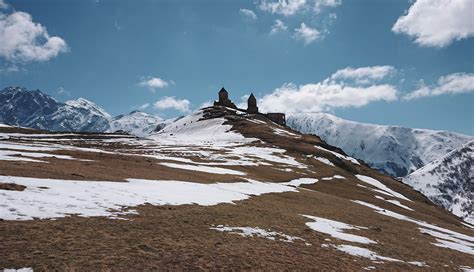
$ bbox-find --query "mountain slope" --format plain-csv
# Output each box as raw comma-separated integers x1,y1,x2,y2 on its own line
286,112,472,177
109,110,164,136
403,140,473,224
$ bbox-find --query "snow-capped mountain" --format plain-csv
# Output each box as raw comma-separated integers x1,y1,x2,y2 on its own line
52,98,112,132
0,87,111,132
286,113,472,177
403,140,473,224
0,87,60,128
65,98,112,120
109,110,164,137
0,86,172,136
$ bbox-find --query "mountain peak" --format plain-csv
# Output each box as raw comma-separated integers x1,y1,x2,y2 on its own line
66,97,111,119
109,110,164,137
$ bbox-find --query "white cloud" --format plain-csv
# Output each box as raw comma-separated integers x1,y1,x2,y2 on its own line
139,77,172,91
239,8,257,20
259,0,307,16
330,66,396,84
314,0,341,13
260,83,397,113
154,96,191,113
270,19,288,34
392,0,474,48
198,100,212,109
403,73,474,100
294,23,320,45
236,94,250,109
258,0,341,15
259,65,399,113
0,11,68,63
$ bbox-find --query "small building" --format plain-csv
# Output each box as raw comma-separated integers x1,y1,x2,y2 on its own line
266,113,286,126
213,87,237,109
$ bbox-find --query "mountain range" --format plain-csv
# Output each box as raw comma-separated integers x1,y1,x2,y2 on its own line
286,113,472,177
0,86,166,135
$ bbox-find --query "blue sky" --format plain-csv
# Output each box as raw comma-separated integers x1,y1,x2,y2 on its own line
0,0,473,135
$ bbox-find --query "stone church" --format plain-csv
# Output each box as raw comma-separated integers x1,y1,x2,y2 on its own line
213,88,286,126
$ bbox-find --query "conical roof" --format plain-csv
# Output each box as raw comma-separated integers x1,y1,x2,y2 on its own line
219,87,228,94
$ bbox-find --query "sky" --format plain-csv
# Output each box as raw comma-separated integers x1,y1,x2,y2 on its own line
0,0,473,135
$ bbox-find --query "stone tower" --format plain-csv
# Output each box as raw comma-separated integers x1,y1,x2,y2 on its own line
213,87,237,109
247,93,258,114
218,88,229,103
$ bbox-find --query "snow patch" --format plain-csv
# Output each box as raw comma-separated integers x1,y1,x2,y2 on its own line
160,162,246,176
231,146,305,168
352,200,474,255
335,244,403,262
315,157,335,167
375,196,413,211
272,127,300,138
210,225,306,243
2,268,34,272
0,176,317,221
315,145,360,165
355,175,410,201
302,215,375,244
321,175,345,181
0,149,91,163
281,178,318,187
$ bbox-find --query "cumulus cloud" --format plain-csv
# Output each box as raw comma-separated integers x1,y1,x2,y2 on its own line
314,0,341,13
403,73,474,100
239,8,257,20
139,77,173,91
270,19,288,34
392,0,474,48
259,0,307,16
330,65,396,84
259,65,399,113
260,83,397,113
294,23,320,45
0,11,68,63
154,96,191,113
258,0,341,15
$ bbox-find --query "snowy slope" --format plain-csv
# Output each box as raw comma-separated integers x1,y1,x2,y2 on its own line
403,140,473,224
152,109,255,145
109,110,164,137
286,113,472,177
